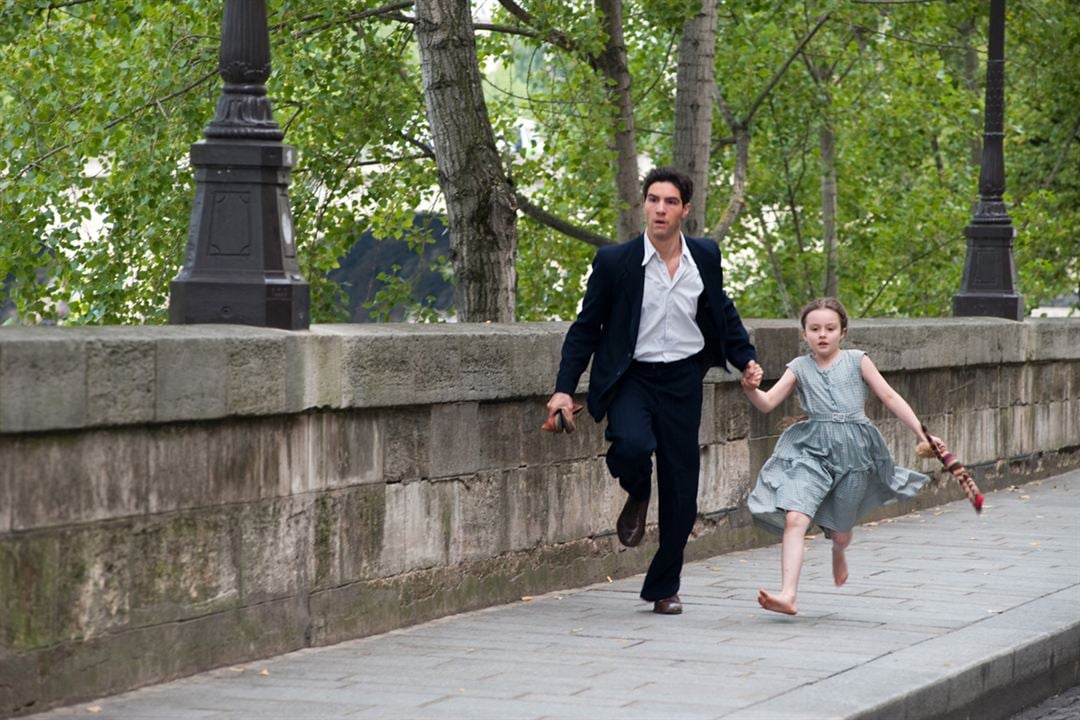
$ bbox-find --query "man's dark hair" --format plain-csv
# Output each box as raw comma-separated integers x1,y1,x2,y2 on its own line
641,166,693,205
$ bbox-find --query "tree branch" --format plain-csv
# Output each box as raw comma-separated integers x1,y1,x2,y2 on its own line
494,0,583,57
14,67,218,180
515,194,614,248
741,13,830,127
287,1,415,39
36,0,96,11
1042,115,1080,190
859,237,952,316
711,125,750,244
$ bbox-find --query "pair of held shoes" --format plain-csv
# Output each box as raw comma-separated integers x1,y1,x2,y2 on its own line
540,403,584,433
617,495,682,615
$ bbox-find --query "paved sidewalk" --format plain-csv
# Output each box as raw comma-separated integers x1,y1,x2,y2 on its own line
29,469,1080,720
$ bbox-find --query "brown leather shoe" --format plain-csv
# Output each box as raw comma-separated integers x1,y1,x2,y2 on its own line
540,403,584,433
653,595,683,615
616,495,648,547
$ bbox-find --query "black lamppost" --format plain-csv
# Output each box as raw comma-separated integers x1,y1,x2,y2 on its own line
953,0,1023,319
169,0,310,329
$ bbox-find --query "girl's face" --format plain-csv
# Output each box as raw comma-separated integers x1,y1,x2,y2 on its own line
802,308,846,361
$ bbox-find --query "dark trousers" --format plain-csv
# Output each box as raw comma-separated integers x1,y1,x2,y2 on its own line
604,358,703,601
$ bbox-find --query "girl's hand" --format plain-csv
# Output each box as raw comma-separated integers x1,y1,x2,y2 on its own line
741,360,763,391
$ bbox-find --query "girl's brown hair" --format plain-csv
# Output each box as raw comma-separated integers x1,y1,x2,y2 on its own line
799,297,849,332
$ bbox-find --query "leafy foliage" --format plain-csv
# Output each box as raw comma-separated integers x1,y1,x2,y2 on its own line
1,0,1076,324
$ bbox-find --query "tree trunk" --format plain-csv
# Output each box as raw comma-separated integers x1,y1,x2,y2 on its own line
595,0,641,240
415,0,518,322
819,118,839,298
672,0,717,237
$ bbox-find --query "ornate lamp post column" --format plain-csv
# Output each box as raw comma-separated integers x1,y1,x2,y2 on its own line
169,0,310,329
953,0,1023,320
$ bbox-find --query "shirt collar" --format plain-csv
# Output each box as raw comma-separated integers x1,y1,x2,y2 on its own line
642,232,692,266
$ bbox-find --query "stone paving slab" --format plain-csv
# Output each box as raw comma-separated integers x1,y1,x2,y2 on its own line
26,469,1080,720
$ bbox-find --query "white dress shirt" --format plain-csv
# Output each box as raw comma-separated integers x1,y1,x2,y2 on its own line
633,233,705,362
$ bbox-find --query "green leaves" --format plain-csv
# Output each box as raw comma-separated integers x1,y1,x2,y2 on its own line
1,0,1076,324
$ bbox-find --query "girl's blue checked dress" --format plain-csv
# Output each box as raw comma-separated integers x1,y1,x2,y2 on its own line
748,349,929,535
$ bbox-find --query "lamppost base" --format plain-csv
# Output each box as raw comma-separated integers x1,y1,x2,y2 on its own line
952,292,1023,321
170,276,309,330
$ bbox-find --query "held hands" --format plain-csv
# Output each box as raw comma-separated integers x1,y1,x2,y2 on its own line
741,360,764,391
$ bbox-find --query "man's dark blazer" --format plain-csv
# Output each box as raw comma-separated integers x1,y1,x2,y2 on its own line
555,234,757,422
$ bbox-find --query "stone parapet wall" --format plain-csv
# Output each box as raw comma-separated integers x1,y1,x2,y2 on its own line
1,318,1078,716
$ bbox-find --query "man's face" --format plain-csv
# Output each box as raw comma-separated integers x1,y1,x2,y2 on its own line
643,181,690,243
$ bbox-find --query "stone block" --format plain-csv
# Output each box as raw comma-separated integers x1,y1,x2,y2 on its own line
853,318,1026,372
915,369,950,414
0,332,86,433
1027,318,1080,362
1032,362,1071,405
949,407,998,466
698,439,751,514
203,416,287,505
154,335,228,422
381,407,430,483
433,331,515,400
698,382,716,446
285,331,343,411
450,470,511,562
0,532,62,651
227,336,287,416
428,402,480,479
115,511,240,630
999,404,1035,458
336,329,441,407
507,323,569,397
146,423,213,515
944,366,992,413
86,338,155,426
8,428,149,532
502,466,540,551
997,364,1029,408
236,495,313,603
476,401,526,471
0,456,9,534
1033,401,1072,455
504,465,553,550
399,479,454,572
545,459,613,544
711,382,750,442
0,520,196,650
1065,398,1079,449
377,481,408,576
336,483,391,583
319,323,577,410
309,411,382,492
1069,361,1080,400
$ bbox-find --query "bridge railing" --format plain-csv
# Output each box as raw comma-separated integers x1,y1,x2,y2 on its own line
1,318,1077,717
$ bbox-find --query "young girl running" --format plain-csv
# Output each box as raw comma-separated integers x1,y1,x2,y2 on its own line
740,298,940,615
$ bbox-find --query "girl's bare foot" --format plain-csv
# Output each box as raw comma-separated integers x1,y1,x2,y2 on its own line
758,589,798,615
832,546,849,587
